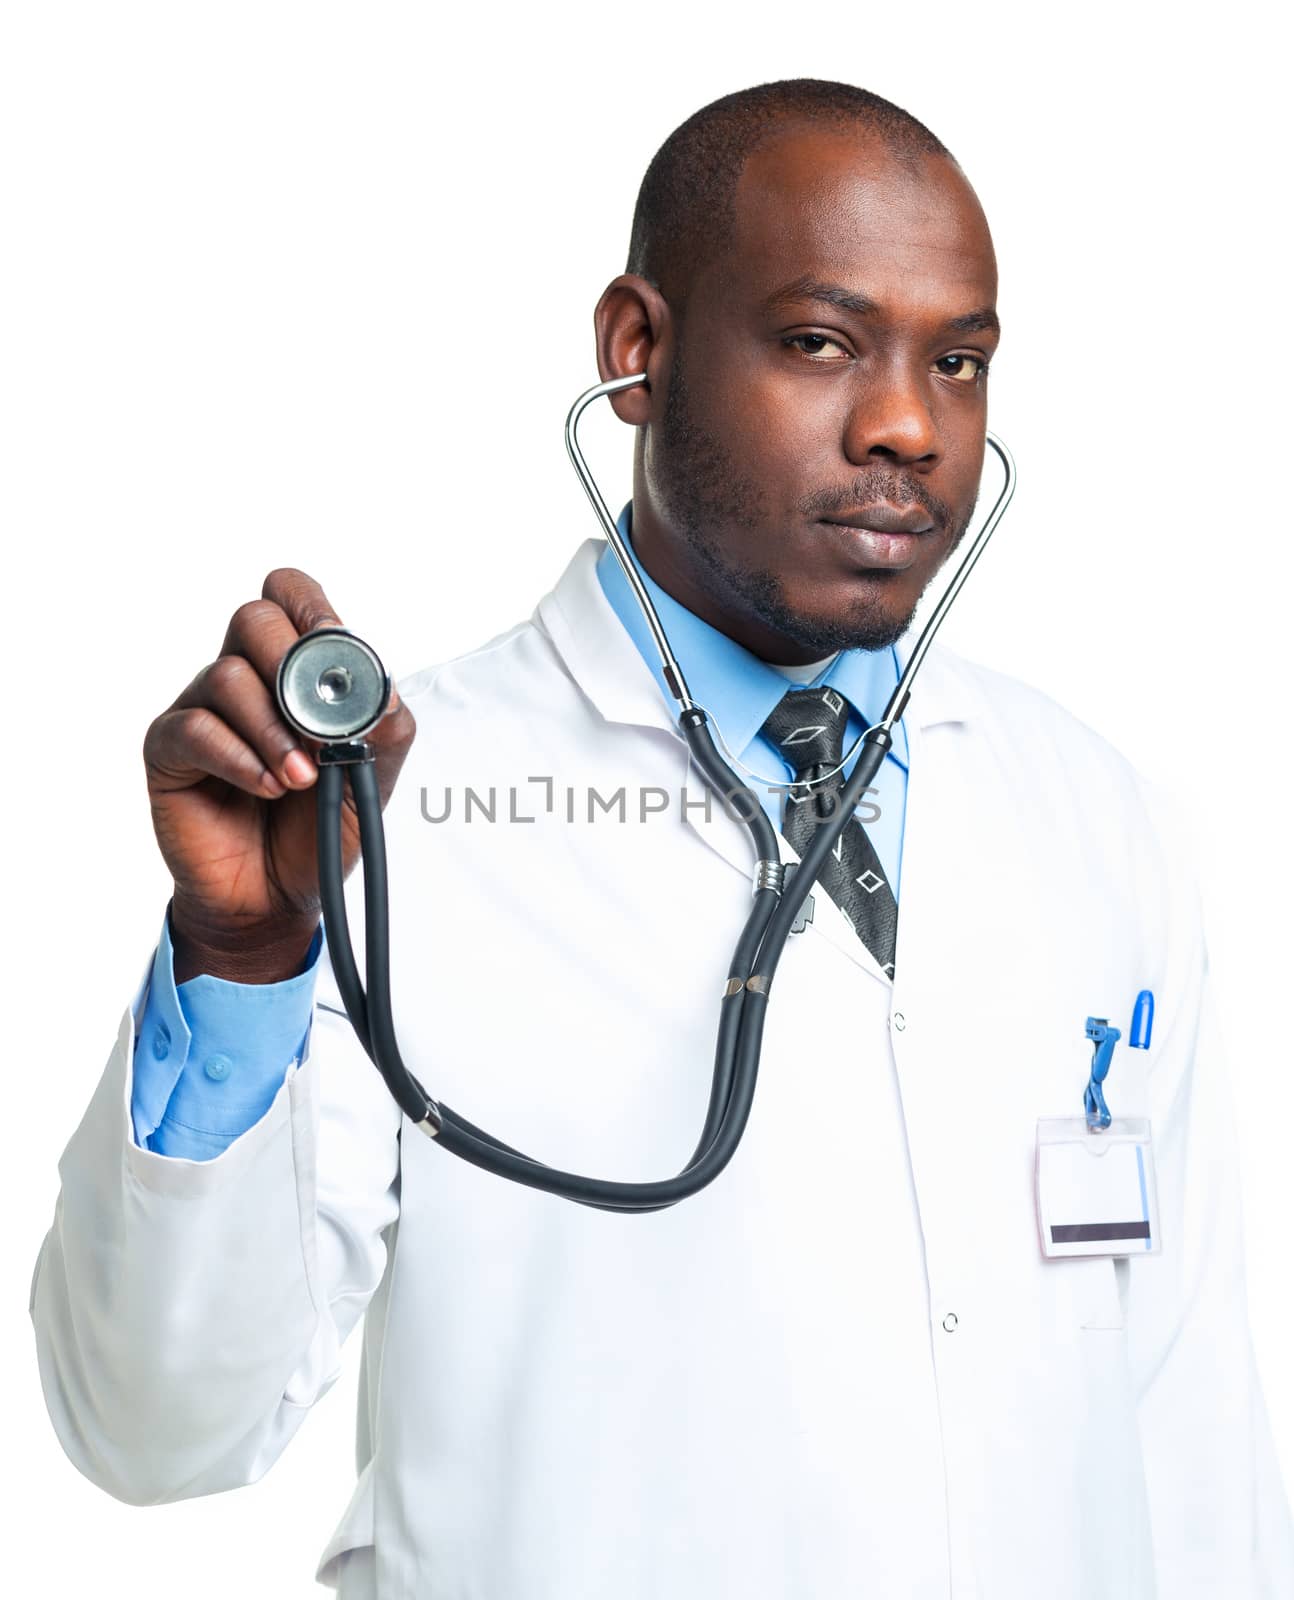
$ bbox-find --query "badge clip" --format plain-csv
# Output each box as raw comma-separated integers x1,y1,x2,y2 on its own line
1083,1016,1120,1132
1033,1005,1161,1258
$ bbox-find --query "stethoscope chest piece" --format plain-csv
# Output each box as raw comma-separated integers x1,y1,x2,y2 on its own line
276,627,391,743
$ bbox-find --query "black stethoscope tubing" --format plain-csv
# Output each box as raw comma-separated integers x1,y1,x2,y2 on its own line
301,376,1016,1213
317,718,888,1214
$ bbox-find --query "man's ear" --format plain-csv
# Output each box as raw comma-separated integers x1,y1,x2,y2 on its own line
592,274,673,425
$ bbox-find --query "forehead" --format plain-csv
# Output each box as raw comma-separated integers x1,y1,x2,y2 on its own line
723,126,996,310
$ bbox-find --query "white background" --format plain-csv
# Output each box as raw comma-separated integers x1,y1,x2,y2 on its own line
3,2,1290,1593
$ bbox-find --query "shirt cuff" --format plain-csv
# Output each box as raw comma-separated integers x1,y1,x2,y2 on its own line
131,903,322,1157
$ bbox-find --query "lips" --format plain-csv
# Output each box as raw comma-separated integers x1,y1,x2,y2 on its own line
815,505,934,572
818,504,935,535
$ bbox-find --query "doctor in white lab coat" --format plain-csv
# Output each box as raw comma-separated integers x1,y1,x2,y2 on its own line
30,79,1294,1598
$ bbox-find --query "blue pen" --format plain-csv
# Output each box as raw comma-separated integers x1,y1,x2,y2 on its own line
1129,989,1154,1049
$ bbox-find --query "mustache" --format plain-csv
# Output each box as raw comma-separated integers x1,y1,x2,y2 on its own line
801,467,955,532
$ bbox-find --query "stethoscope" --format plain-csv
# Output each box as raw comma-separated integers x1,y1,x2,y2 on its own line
274,372,1016,1212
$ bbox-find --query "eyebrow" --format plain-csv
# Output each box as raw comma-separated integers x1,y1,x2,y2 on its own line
761,275,1000,337
762,276,878,318
945,307,1001,335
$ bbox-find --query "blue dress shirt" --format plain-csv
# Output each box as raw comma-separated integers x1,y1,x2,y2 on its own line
130,504,909,1159
131,910,321,1158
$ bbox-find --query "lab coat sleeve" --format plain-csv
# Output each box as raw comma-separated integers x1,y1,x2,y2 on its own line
1125,792,1294,1595
29,946,402,1507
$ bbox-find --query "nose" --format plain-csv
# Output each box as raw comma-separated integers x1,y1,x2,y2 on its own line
841,357,940,469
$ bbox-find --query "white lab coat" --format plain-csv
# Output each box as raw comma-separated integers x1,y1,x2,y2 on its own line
31,536,1294,1598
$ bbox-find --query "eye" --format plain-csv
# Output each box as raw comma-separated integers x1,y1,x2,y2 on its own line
783,333,851,362
934,353,989,383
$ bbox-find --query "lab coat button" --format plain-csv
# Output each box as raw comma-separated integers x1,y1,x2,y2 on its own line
891,1011,906,1032
203,1053,233,1083
151,1024,171,1061
942,1312,959,1333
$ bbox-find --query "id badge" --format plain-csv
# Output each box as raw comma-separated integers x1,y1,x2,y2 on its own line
1035,1117,1161,1258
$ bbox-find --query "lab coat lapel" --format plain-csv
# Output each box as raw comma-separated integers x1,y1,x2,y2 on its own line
535,537,978,986
536,537,682,739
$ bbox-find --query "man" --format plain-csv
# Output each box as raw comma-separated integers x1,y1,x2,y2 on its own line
30,79,1293,1597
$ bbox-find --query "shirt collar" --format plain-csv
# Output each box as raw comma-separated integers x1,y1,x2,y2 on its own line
595,501,909,771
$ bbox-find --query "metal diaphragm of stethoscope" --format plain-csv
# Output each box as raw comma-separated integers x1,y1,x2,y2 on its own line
274,372,1016,1213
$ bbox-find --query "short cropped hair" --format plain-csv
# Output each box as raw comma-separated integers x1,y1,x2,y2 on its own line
626,79,950,303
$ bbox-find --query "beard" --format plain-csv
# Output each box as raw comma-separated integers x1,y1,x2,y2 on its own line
651,353,976,655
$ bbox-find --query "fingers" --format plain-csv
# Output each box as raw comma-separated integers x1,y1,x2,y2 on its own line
150,567,411,804
220,569,342,681
148,568,341,798
171,654,317,791
369,677,416,751
258,570,407,753
205,567,350,777
262,567,344,637
145,704,290,799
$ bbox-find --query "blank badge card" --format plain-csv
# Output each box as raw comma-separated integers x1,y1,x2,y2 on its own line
1035,1117,1161,1259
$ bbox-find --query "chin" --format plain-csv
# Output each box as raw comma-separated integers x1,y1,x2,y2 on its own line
773,607,913,657
778,581,918,656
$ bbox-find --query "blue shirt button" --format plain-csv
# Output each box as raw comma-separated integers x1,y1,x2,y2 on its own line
151,1023,171,1061
203,1053,233,1083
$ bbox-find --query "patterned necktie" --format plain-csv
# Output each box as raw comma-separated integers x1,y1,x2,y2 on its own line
759,685,899,979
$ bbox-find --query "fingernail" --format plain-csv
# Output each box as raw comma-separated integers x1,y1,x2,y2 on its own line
284,750,315,785
263,771,287,797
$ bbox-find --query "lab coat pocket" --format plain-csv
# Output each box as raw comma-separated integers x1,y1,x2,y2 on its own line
1075,1255,1128,1332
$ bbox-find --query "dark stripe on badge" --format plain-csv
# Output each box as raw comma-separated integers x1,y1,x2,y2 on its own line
1051,1221,1151,1243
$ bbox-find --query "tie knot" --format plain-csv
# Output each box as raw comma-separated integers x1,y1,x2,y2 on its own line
759,685,852,778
